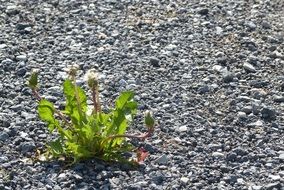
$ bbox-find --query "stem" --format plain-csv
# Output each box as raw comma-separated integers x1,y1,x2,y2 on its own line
101,127,154,145
95,87,101,113
91,84,101,114
91,86,98,114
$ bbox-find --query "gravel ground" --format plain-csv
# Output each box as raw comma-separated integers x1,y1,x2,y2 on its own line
0,0,284,189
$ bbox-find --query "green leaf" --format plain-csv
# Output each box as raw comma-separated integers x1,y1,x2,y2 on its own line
38,99,56,132
63,80,87,125
48,139,64,156
115,91,134,109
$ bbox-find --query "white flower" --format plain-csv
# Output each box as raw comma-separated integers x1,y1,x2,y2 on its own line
31,68,40,73
84,69,99,88
84,69,98,82
63,64,80,76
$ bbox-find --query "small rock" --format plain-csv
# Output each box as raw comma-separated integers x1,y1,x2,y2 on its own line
155,155,168,165
198,8,209,15
238,112,247,119
212,65,223,72
58,173,67,179
261,107,276,120
243,62,256,72
242,106,252,114
19,141,35,153
265,182,281,190
16,23,32,30
223,72,234,83
245,21,257,30
177,125,188,132
233,147,248,156
251,185,263,190
279,153,284,160
226,152,237,162
17,68,27,76
273,95,284,103
0,156,8,163
0,44,7,49
247,120,263,127
216,27,223,35
268,174,280,181
180,177,189,184
16,55,27,61
150,57,160,67
262,21,271,29
212,152,225,158
0,132,9,141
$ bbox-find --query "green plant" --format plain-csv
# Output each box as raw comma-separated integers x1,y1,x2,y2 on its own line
28,66,155,165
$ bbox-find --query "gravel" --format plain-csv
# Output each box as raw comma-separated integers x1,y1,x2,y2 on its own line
1,0,284,189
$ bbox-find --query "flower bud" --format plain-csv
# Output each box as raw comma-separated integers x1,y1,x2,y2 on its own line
28,69,39,89
84,69,99,89
64,64,79,77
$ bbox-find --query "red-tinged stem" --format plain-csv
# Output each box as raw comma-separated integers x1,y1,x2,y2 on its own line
91,86,98,114
105,127,154,142
95,87,101,113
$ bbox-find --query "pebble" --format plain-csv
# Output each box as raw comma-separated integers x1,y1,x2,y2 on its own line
180,177,190,184
0,132,9,141
155,155,168,165
16,55,27,61
279,153,284,160
273,95,284,103
243,62,256,72
212,152,225,158
261,107,276,120
247,120,263,127
150,57,160,67
198,8,209,15
19,141,36,153
177,125,188,132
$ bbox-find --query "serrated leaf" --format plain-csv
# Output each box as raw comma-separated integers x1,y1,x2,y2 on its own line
49,139,64,156
115,91,134,109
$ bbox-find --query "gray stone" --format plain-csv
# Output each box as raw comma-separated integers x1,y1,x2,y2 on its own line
177,125,188,132
180,177,190,184
19,141,35,153
16,55,27,61
150,57,160,67
242,106,252,114
279,153,284,160
212,152,225,158
261,107,276,120
273,95,284,103
243,62,256,72
0,132,9,141
155,155,168,165
265,182,281,190
17,68,27,76
251,185,263,190
247,120,263,127
198,8,209,15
